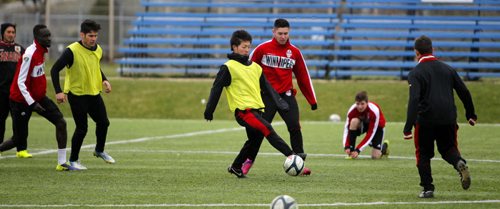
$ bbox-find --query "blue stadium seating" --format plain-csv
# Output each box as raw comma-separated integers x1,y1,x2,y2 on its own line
331,0,500,79
117,0,500,78
117,0,339,76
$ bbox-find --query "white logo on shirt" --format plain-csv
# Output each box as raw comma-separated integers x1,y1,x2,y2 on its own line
261,54,295,69
31,63,45,77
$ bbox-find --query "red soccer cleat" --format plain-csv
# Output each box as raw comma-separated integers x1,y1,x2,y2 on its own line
301,167,311,176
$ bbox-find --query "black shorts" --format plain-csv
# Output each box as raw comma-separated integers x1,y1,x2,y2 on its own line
358,121,385,150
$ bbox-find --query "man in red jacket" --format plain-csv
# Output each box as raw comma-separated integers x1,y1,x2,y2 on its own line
1,24,76,171
246,18,318,175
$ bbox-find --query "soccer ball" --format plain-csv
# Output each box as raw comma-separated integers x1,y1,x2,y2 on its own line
283,155,304,176
329,114,341,122
270,195,298,209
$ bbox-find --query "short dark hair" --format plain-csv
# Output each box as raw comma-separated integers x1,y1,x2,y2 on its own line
1,23,16,39
33,24,47,37
230,30,252,51
274,18,290,28
414,35,433,55
80,19,101,33
355,91,368,102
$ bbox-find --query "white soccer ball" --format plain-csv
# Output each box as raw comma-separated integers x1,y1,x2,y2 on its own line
329,114,341,122
283,155,304,176
270,195,298,209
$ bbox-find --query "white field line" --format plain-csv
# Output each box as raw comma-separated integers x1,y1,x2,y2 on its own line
0,125,249,160
85,149,500,164
1,121,499,163
1,199,500,208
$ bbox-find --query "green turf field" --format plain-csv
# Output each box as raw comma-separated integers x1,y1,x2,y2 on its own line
1,118,499,208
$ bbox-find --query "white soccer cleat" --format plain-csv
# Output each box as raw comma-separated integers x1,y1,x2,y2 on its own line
93,151,116,164
69,160,88,170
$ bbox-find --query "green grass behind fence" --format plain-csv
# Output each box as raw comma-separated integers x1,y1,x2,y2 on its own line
46,78,500,123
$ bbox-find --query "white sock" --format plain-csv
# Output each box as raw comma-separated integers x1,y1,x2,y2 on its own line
57,149,67,165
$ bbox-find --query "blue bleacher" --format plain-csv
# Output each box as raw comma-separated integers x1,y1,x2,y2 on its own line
140,1,341,9
117,0,500,78
331,0,500,79
117,0,339,76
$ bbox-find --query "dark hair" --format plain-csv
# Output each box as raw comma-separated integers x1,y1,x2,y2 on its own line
274,18,290,28
80,19,101,33
230,30,252,51
33,24,47,37
414,35,433,55
1,23,16,39
355,91,368,102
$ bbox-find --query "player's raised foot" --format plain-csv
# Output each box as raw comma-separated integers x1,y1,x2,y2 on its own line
228,166,246,178
70,160,88,170
93,151,115,164
241,158,253,175
381,140,390,157
300,167,311,176
56,162,79,171
418,190,434,198
16,150,33,158
456,160,471,190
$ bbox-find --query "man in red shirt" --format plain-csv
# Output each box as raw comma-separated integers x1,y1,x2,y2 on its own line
343,91,389,159
2,24,76,171
245,18,317,175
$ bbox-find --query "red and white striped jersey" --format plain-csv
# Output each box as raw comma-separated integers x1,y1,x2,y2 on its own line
10,40,48,105
342,102,386,151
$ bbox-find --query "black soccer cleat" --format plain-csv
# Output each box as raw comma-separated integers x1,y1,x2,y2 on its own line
418,190,434,198
381,140,390,157
228,166,246,178
456,160,471,190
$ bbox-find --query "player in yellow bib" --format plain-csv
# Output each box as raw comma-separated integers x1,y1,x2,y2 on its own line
51,19,114,170
204,30,296,178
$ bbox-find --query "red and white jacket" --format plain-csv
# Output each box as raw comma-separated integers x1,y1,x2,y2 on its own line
250,38,317,105
343,102,386,151
10,40,47,105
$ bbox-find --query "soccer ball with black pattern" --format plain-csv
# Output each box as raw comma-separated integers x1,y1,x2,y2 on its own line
283,155,304,176
270,195,298,209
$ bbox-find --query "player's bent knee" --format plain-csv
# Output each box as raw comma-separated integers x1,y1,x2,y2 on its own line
371,149,382,159
349,118,360,130
288,126,301,132
97,119,110,128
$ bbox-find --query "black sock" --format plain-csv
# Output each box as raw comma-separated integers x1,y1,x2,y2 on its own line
348,130,358,151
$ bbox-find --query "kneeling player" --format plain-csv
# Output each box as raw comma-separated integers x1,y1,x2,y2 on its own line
342,91,389,159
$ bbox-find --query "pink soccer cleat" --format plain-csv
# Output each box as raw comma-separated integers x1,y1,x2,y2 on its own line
241,158,253,175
